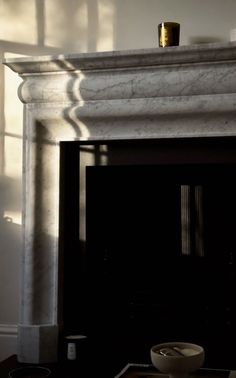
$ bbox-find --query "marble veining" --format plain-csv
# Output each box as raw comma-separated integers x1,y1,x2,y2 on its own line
3,42,236,363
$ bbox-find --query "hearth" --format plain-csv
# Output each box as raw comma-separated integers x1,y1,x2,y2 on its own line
60,138,236,375
4,41,236,369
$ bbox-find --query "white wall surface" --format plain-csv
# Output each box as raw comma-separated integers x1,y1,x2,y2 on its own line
1,0,236,361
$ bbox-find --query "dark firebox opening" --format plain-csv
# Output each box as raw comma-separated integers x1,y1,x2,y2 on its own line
59,138,236,376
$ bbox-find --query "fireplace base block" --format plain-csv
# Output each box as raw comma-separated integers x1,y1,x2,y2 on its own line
17,324,58,363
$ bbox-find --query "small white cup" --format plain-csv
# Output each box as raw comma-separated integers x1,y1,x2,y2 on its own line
65,334,87,361
67,342,76,360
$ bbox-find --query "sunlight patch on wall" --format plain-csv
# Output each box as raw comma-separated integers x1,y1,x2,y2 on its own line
97,0,115,51
4,54,23,179
4,54,23,135
3,211,22,226
44,0,115,52
4,135,22,179
0,0,37,45
45,0,89,52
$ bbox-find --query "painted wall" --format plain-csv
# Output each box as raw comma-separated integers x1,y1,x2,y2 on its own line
1,0,236,361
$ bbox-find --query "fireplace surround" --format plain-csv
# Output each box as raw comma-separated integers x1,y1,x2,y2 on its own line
3,41,236,367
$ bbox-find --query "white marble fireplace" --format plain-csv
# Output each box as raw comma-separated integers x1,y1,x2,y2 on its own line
4,41,236,364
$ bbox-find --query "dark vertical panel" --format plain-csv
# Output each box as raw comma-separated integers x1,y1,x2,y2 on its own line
59,142,86,336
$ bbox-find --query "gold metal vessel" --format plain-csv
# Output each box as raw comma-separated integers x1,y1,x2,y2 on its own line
158,22,180,47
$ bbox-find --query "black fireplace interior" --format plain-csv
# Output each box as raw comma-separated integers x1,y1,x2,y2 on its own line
60,138,236,375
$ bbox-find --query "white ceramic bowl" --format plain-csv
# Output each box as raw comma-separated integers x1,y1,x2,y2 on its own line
150,342,205,378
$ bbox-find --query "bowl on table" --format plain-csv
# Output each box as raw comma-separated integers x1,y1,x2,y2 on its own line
150,342,205,378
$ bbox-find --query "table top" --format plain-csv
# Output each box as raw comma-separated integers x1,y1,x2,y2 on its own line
2,356,236,378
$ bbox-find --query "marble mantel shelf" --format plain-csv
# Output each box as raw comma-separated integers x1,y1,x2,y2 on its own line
3,42,236,364
5,41,236,73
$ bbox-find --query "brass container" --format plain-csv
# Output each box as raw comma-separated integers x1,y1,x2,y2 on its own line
158,22,180,47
